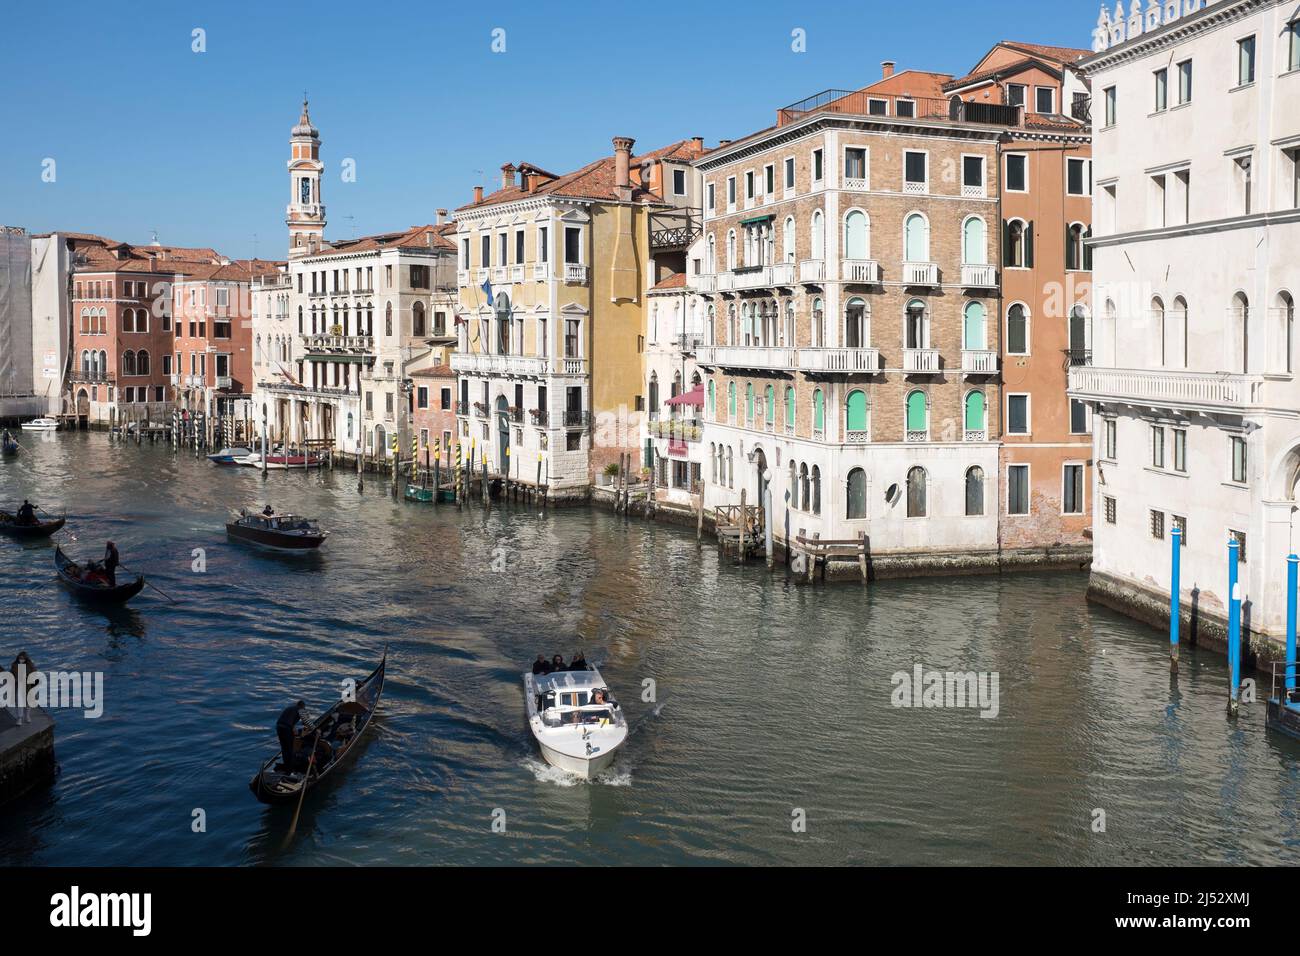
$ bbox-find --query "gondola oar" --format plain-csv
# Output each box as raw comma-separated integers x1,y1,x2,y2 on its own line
286,730,321,841
118,563,177,604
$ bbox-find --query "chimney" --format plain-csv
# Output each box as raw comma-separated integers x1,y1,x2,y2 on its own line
691,136,704,152
473,185,484,203
501,163,517,190
882,60,896,79
613,136,635,198
718,139,732,147
436,208,447,225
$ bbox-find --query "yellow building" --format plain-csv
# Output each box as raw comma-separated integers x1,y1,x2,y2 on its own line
451,135,704,495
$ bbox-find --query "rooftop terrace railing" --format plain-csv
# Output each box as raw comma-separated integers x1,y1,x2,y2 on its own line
776,90,1023,128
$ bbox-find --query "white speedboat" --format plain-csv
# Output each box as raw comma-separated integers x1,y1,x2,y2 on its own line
20,418,58,432
524,665,627,779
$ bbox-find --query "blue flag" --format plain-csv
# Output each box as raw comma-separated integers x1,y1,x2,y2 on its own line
481,277,493,306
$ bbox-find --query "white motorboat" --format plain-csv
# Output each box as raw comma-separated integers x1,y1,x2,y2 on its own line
524,665,627,779
20,418,58,432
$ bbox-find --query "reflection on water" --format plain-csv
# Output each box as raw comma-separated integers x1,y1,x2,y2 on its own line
0,431,1299,865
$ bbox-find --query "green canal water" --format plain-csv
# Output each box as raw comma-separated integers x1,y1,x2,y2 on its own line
1,430,1299,865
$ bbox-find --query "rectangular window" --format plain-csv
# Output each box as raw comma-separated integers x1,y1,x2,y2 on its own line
706,182,716,212
1231,435,1247,483
1104,418,1117,460
1177,59,1193,104
1008,465,1030,515
1154,68,1168,111
1063,464,1084,515
1104,86,1117,127
764,164,774,195
1235,155,1253,215
1287,148,1300,210
727,176,736,205
1172,514,1187,545
812,149,823,182
480,235,491,267
1006,154,1028,192
1230,529,1247,562
417,386,429,409
1007,84,1027,109
1035,86,1055,114
1070,399,1089,435
745,171,754,200
672,169,686,196
1173,429,1187,473
783,157,795,189
962,155,984,191
564,319,580,358
1150,509,1165,540
904,151,927,190
514,230,524,264
844,147,867,182
868,98,888,116
1067,158,1090,196
440,387,451,410
1007,394,1029,435
895,99,915,118
1104,495,1117,524
1289,18,1300,72
1151,425,1165,468
538,226,548,263
564,227,581,264
1237,35,1256,86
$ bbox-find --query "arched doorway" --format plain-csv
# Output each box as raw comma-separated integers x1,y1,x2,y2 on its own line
76,388,90,424
496,395,510,473
375,424,387,459
753,447,769,504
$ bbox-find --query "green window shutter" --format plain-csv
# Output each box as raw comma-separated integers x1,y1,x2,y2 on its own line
1083,226,1093,271
965,391,985,431
765,385,774,420
846,390,868,431
906,391,927,432
707,380,715,416
746,383,754,418
1002,219,1012,267
785,386,795,427
1025,220,1035,269
728,383,736,416
813,390,824,430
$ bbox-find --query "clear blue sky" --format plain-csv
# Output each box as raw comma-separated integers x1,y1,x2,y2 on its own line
0,0,1092,261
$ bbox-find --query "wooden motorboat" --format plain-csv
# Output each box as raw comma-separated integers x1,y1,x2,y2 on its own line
404,483,434,503
249,650,387,805
207,446,252,465
54,545,144,604
0,511,65,539
262,451,323,470
226,511,329,551
524,664,627,779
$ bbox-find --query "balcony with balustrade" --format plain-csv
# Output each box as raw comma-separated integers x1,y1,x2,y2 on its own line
961,350,998,376
697,346,797,372
903,349,941,374
1068,367,1266,415
842,259,880,284
797,347,880,374
728,266,773,291
564,263,589,284
302,333,374,355
902,262,939,286
689,273,717,293
799,259,825,283
960,264,997,288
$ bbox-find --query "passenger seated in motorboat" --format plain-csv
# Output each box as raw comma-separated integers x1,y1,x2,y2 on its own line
532,655,549,675
551,654,566,672
569,651,587,671
263,505,275,516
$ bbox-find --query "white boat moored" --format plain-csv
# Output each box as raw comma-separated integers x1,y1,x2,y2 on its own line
20,417,58,432
524,665,627,779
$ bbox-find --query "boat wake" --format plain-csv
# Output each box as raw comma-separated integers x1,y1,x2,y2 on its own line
523,756,632,787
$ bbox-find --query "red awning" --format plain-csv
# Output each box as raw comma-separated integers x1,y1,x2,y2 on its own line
665,385,704,407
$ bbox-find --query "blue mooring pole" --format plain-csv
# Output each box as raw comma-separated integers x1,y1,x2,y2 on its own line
1170,527,1182,672
1227,538,1241,716
1286,554,1298,706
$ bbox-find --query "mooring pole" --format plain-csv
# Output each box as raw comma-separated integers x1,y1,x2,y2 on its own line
1287,553,1298,704
1170,527,1182,672
1227,537,1241,716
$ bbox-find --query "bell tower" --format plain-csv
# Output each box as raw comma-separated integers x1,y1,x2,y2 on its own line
286,96,326,258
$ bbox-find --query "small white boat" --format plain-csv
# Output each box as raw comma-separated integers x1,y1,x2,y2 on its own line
207,446,252,465
20,418,58,432
236,451,262,467
524,665,627,779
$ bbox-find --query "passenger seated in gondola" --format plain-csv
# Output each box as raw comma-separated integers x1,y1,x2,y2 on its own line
532,655,549,675
569,650,587,671
15,500,37,525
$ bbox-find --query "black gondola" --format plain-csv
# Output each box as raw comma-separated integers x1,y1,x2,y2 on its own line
1,437,17,456
54,545,144,604
0,511,65,539
249,649,387,805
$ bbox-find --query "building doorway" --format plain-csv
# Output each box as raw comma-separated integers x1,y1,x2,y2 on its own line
496,395,510,474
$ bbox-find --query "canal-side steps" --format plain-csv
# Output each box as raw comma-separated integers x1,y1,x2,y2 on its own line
0,705,55,807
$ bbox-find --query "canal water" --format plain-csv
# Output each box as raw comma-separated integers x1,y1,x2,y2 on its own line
1,430,1299,866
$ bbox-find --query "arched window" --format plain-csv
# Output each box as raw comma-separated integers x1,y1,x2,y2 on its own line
1170,297,1188,369
122,350,136,376
812,297,825,348
726,230,737,270
98,307,107,334
764,384,775,423
810,210,824,261
785,385,796,431
81,349,90,374
1004,218,1031,268
788,459,797,507
385,302,393,337
905,389,927,437
412,301,426,337
964,390,986,436
1150,296,1166,367
648,372,659,415
746,382,755,422
811,465,822,515
726,382,736,421
907,466,927,517
847,468,867,519
347,412,354,439
963,301,986,350
137,349,150,376
846,389,869,439
799,463,809,511
707,380,716,419
1066,222,1086,271
727,447,734,489
137,308,148,333
706,304,716,345
905,299,928,350
741,303,752,346
1007,303,1029,355
812,389,825,434
962,216,987,265
904,213,928,262
706,234,716,274
965,466,985,516
783,300,794,347
1232,292,1249,373
783,217,796,262
845,297,869,348
99,350,107,373
844,210,869,260
1279,292,1296,375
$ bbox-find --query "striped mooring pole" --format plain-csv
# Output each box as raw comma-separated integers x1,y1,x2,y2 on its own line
1287,553,1298,705
1227,536,1242,716
1170,526,1182,672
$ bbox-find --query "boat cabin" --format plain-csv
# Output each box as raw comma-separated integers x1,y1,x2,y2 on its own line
239,512,318,532
532,670,618,728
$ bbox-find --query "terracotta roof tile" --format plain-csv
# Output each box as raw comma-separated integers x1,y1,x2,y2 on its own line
651,272,687,290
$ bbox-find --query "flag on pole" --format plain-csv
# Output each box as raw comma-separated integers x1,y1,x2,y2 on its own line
480,276,493,307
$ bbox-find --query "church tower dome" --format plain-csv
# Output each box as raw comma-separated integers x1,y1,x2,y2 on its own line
286,96,326,258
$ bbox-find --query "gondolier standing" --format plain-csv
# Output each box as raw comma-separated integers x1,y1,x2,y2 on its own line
276,700,309,771
15,500,36,526
103,542,120,587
